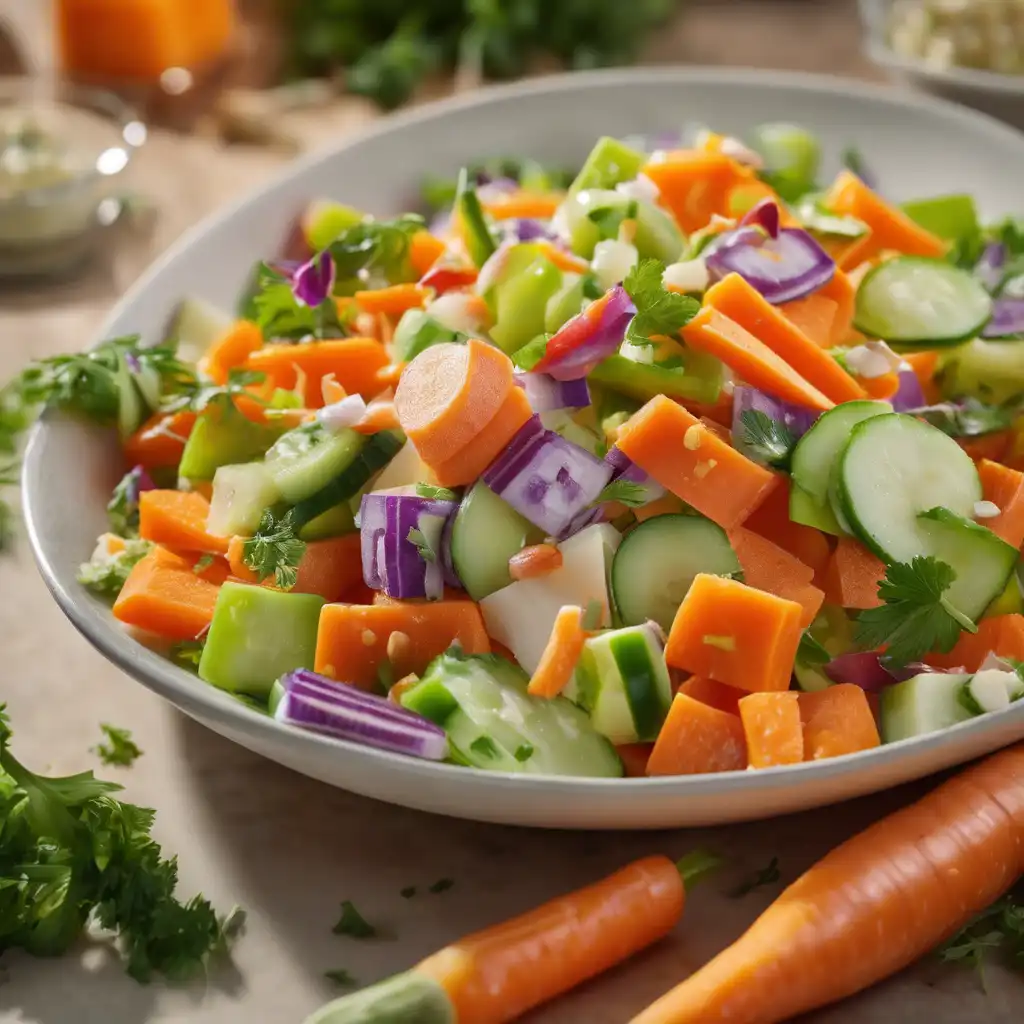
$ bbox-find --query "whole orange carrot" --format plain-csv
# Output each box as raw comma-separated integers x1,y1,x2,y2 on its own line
631,743,1024,1024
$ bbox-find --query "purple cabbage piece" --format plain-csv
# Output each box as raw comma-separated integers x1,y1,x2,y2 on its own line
277,669,449,760
292,251,336,308
706,227,836,305
975,242,1006,292
359,492,459,600
890,367,926,412
514,372,591,413
543,285,637,382
823,652,897,692
483,424,613,537
982,298,1024,338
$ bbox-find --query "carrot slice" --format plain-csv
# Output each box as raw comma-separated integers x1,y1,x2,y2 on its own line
642,152,754,233
665,574,804,693
821,537,885,610
198,319,263,385
739,692,804,768
314,601,491,690
677,675,743,716
615,396,779,530
246,337,389,407
703,275,867,404
528,605,587,698
481,191,563,221
958,430,1013,465
394,338,515,467
113,546,223,640
729,527,824,627
293,534,363,603
857,371,900,401
777,294,837,349
825,170,947,261
682,308,834,413
798,684,880,760
429,384,533,487
903,350,941,404
927,614,1024,671
646,693,748,775
139,490,230,555
409,231,449,276
977,459,1024,547
354,284,430,318
123,409,197,470
817,266,857,346
741,478,832,583
616,743,654,777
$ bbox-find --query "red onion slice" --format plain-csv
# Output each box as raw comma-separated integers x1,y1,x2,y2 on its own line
515,373,591,412
982,298,1024,338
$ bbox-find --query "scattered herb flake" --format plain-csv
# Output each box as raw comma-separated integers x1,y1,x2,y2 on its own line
738,409,797,469
514,743,534,762
469,735,500,760
622,258,701,346
429,878,454,895
591,478,648,508
415,483,459,501
731,857,782,898
77,538,153,598
324,968,359,988
192,554,215,575
94,724,143,768
332,900,376,939
400,886,417,899
242,509,306,591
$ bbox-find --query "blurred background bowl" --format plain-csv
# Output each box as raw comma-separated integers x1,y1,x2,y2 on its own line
861,0,1024,129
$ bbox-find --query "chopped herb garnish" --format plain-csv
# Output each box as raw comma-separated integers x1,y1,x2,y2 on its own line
192,554,215,575
77,538,153,598
324,968,359,988
250,262,347,342
796,631,831,668
162,368,269,417
591,478,648,508
407,527,437,565
622,258,701,346
400,886,417,899
939,888,1024,987
415,483,459,501
429,878,454,894
469,735,500,760
731,857,782,898
332,900,376,939
106,466,148,537
328,214,426,287
94,724,143,768
855,556,977,669
242,509,306,591
738,409,797,470
514,743,534,762
170,638,206,670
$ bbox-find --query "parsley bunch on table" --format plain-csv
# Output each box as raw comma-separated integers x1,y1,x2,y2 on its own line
0,706,242,980
285,0,681,109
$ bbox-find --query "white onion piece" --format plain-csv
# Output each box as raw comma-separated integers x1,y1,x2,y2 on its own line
591,239,639,290
663,258,709,294
317,394,367,431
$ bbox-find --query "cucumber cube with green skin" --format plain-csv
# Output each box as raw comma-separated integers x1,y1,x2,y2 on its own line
490,256,563,354
563,189,684,262
880,672,973,743
392,309,465,362
207,462,281,538
568,136,647,196
901,195,978,244
571,624,673,744
178,408,282,482
199,582,324,698
302,200,364,251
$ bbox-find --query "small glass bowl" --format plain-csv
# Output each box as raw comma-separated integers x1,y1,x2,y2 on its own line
0,78,147,280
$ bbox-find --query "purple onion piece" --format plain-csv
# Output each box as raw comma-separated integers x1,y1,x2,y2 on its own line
293,251,336,308
543,285,637,382
359,492,459,599
515,373,591,413
823,652,896,692
440,511,462,590
982,298,1024,338
890,367,926,412
604,445,633,476
706,227,836,305
276,670,448,760
557,505,606,541
483,430,613,537
511,218,554,243
975,242,1006,292
740,198,780,240
482,415,546,494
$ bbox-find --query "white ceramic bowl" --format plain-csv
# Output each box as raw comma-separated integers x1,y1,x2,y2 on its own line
23,68,1024,829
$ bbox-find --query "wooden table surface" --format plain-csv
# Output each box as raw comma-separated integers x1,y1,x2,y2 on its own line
1,2,1021,1022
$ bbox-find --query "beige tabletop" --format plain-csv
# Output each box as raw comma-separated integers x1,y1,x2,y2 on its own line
1,2,1022,1021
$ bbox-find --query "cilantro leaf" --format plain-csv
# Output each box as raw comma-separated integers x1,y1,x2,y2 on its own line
0,703,240,980
591,479,649,508
414,483,459,501
94,725,142,768
738,409,797,469
242,509,306,591
622,258,701,346
469,735,499,759
162,368,268,416
511,335,550,371
855,556,977,669
730,857,782,898
324,968,359,988
328,214,425,286
796,631,831,668
332,900,376,939
428,878,454,894
514,743,534,762
587,201,637,241
77,538,153,598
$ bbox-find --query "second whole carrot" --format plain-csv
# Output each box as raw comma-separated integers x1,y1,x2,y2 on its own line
631,743,1024,1024
305,852,718,1024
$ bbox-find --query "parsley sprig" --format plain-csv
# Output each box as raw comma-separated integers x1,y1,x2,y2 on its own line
738,409,797,470
591,479,649,508
242,509,306,591
77,538,153,598
0,705,241,980
622,259,701,346
940,888,1024,987
856,556,977,669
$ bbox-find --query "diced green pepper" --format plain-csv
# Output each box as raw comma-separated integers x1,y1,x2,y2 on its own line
544,275,586,333
569,136,647,196
902,194,979,245
199,582,324,698
303,201,365,252
490,256,563,354
589,353,723,405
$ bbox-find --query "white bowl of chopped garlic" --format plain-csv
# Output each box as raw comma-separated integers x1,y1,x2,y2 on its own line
862,0,1024,129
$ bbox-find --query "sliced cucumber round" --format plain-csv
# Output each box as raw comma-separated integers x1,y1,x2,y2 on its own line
449,482,545,601
880,672,973,743
611,514,741,633
853,257,992,348
789,400,891,535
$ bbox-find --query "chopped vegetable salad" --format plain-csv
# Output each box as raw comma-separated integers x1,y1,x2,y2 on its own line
64,123,1024,778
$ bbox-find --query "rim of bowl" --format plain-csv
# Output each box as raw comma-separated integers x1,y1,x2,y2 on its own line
22,66,1024,799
